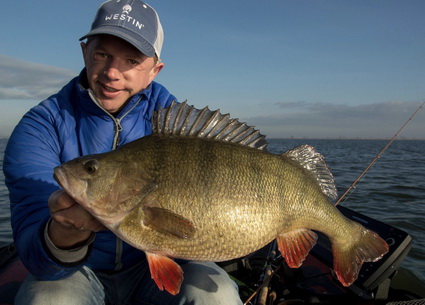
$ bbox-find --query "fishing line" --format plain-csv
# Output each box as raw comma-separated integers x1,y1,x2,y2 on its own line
335,100,425,206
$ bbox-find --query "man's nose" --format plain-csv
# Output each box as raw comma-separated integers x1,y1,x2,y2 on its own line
103,58,123,79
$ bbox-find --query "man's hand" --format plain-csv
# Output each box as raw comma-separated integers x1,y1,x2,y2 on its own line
48,190,105,249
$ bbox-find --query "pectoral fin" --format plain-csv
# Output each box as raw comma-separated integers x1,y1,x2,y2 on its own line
277,229,318,268
146,252,183,295
143,207,197,239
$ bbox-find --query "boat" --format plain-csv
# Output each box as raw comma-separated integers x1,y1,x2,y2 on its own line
0,243,27,305
1,206,424,305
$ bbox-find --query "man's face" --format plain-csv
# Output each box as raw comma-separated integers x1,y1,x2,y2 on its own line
81,35,163,113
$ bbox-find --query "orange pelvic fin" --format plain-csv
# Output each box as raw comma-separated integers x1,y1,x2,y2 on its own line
146,252,184,295
332,226,389,287
277,229,318,268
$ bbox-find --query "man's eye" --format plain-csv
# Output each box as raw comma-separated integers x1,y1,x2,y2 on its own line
128,59,139,65
95,52,109,59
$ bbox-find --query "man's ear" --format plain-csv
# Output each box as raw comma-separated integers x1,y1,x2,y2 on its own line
155,62,165,74
80,41,89,66
80,42,87,55
150,61,165,82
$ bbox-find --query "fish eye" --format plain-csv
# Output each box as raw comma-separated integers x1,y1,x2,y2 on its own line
83,159,99,174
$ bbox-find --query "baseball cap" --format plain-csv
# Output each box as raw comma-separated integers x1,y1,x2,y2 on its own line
80,0,163,58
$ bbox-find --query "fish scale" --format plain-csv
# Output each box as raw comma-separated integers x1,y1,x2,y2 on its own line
116,136,283,259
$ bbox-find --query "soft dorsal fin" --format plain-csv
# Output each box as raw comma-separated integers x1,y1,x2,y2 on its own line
284,145,338,200
153,101,268,150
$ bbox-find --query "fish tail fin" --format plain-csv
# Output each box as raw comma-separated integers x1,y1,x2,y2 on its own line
332,223,389,287
277,229,318,268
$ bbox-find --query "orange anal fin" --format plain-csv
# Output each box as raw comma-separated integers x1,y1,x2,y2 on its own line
332,228,389,287
146,252,184,295
277,229,318,268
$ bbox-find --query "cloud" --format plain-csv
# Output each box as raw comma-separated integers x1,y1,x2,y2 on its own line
0,55,76,100
245,100,425,139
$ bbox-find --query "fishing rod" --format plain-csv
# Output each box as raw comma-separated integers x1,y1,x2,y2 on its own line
335,100,425,206
243,265,282,305
243,241,281,305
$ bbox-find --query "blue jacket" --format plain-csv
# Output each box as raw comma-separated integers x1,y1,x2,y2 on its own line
3,69,176,279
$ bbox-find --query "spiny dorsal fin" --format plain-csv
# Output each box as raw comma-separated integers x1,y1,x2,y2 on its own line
153,101,268,150
284,145,338,200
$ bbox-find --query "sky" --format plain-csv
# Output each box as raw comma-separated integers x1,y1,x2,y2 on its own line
0,0,424,139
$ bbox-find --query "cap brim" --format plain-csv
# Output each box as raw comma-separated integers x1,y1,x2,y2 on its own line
79,26,156,57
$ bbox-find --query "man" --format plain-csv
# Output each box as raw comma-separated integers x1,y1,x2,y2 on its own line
3,1,242,304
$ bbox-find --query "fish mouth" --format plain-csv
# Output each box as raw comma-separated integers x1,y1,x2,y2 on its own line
53,166,86,201
53,166,68,190
53,166,129,226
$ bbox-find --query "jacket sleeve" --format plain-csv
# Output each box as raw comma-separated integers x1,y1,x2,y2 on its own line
150,81,178,112
3,99,87,280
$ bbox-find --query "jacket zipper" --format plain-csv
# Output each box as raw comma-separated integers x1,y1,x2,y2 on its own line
87,89,142,270
88,89,141,150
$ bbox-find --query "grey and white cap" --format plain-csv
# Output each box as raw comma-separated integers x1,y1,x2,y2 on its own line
80,0,163,58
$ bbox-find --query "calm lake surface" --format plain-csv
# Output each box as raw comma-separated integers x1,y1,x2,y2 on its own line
1,137,424,282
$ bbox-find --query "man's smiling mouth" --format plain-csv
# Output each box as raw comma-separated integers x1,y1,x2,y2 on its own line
102,84,120,92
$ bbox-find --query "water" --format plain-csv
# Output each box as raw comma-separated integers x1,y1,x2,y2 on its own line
0,138,424,283
0,139,12,246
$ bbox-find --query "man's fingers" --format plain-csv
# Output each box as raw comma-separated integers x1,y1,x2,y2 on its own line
49,191,106,232
51,204,104,232
48,190,77,213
